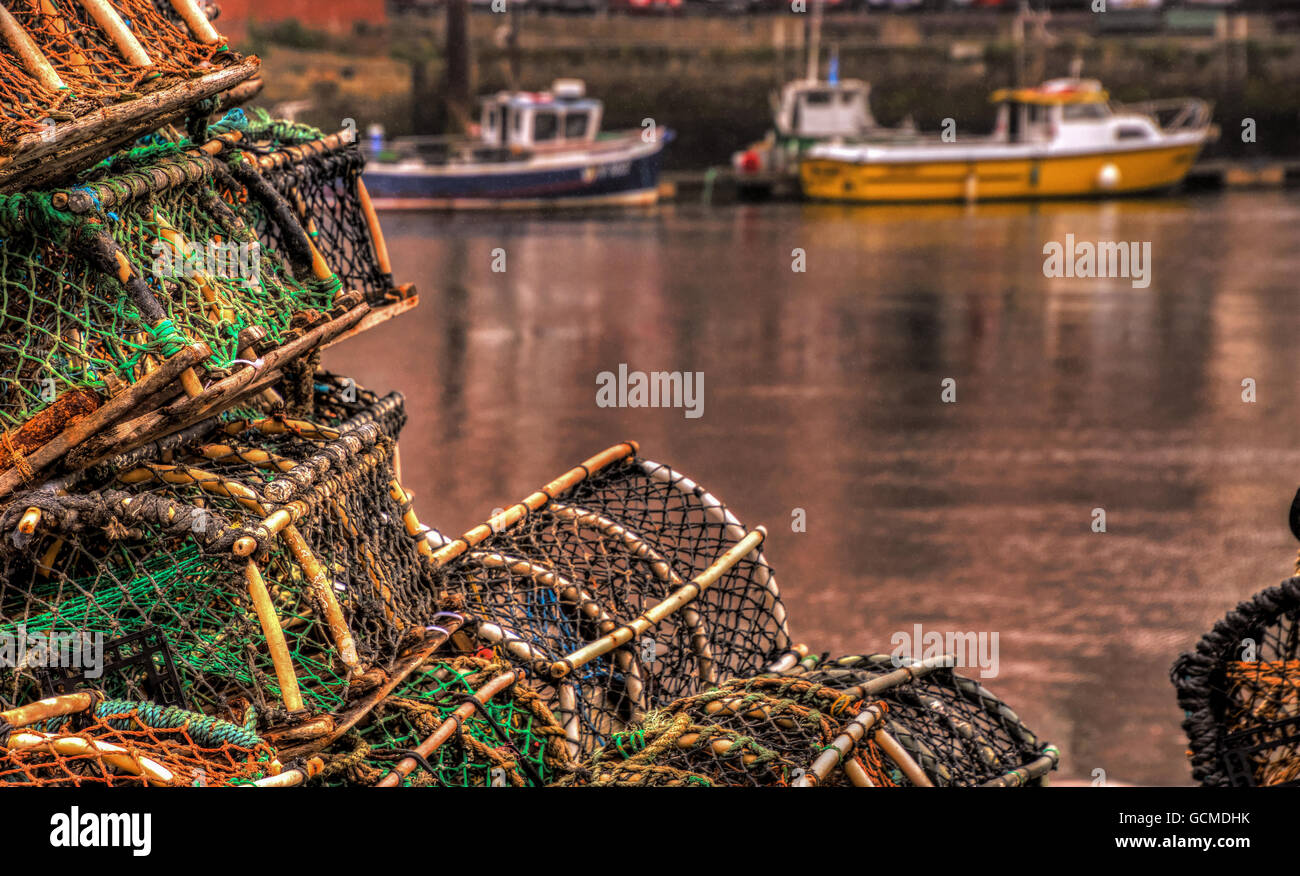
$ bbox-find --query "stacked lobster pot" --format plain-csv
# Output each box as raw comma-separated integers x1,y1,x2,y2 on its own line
1173,574,1300,787
0,1,1059,789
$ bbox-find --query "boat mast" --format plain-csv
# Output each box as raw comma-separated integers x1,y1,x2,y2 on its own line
805,0,824,83
444,0,472,132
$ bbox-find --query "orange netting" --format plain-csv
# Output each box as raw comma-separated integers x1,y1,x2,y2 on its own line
0,0,227,142
1225,659,1300,786
0,699,278,787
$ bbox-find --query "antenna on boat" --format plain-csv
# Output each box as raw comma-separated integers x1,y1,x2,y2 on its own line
805,0,824,83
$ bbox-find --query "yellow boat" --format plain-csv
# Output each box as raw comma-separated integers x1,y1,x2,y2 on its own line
799,79,1214,203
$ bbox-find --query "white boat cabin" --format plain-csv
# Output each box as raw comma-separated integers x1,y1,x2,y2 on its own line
772,78,876,140
478,79,604,150
989,78,1183,149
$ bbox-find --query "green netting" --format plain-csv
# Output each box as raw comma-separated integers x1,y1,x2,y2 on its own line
208,108,397,305
0,390,437,730
0,149,344,455
556,675,896,788
317,656,572,787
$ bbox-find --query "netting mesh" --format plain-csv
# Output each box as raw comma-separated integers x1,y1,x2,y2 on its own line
430,451,790,755
317,655,572,787
0,148,347,476
0,0,230,146
778,653,1057,787
1173,576,1300,786
208,110,398,306
0,390,438,729
556,675,895,787
0,695,278,786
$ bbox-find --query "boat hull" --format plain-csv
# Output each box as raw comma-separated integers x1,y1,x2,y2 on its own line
364,137,667,210
800,141,1205,203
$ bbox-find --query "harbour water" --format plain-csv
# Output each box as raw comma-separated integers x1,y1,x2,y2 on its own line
325,190,1300,786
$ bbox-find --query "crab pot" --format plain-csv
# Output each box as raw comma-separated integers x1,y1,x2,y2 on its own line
779,653,1058,787
0,389,445,743
0,149,370,497
1173,576,1300,787
0,0,257,192
316,655,572,788
0,692,289,787
556,674,898,787
207,110,409,308
425,446,790,755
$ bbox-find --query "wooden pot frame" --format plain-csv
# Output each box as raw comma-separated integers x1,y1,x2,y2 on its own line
1172,575,1300,787
415,443,788,756
0,0,257,192
2,396,450,748
0,690,323,787
781,652,1060,787
0,149,379,501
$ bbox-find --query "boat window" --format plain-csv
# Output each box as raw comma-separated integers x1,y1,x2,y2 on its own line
1062,103,1109,121
1115,125,1151,141
564,111,590,140
534,110,559,142
803,90,833,106
1027,104,1049,125
841,91,858,105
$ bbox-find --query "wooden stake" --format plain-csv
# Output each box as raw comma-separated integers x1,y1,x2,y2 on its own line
244,562,304,712
429,442,638,568
355,178,394,275
0,4,64,91
77,0,153,66
0,343,210,500
0,693,96,729
168,0,222,45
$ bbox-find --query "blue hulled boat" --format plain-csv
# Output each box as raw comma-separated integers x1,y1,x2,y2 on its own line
363,80,671,210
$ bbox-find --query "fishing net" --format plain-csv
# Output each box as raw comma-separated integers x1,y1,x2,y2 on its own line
317,654,572,787
0,389,446,744
427,444,790,756
0,148,364,497
778,653,1059,787
1172,575,1300,786
555,675,896,787
0,692,286,786
207,109,406,307
0,0,256,191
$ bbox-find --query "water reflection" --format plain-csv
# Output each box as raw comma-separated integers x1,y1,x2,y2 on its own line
325,191,1300,785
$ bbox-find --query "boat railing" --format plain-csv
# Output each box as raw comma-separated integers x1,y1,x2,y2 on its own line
1118,98,1213,134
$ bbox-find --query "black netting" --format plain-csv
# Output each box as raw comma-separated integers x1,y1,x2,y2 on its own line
1173,576,1300,787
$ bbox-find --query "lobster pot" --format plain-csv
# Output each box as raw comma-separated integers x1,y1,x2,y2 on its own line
1172,576,1300,786
0,693,283,787
0,0,257,191
212,109,403,307
427,443,790,755
318,656,572,788
556,675,896,787
0,392,442,734
780,654,1058,787
0,149,365,499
